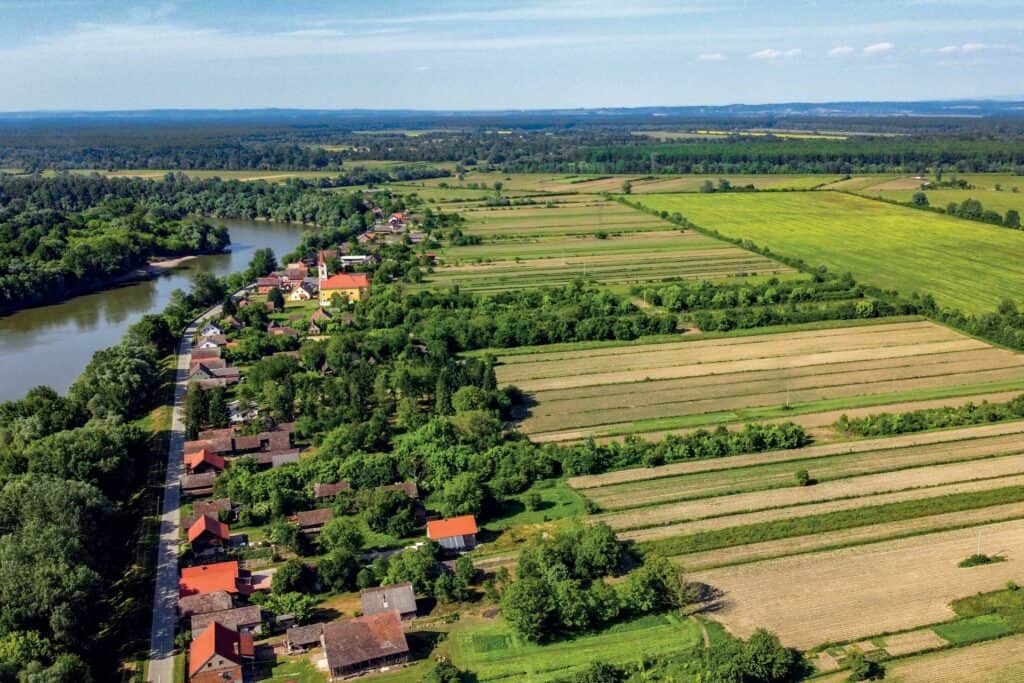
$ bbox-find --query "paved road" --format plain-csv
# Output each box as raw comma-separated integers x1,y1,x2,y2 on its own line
146,306,223,683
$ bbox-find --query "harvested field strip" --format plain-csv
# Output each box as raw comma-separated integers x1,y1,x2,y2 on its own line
673,500,1024,571
619,473,1024,543
531,381,1024,442
499,325,971,384
598,454,1024,531
497,319,936,368
486,317,925,360
690,519,1024,648
529,353,1024,417
570,420,1024,489
440,231,721,261
431,263,788,290
812,633,1024,683
442,246,753,270
519,368,1024,434
590,390,1024,447
583,434,1024,510
539,347,1016,403
642,486,1024,558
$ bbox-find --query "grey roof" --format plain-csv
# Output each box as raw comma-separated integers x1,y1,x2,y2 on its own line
360,582,417,617
286,623,324,648
178,590,233,618
190,605,262,634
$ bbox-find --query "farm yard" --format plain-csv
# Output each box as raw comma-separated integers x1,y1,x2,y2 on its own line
632,191,1024,312
498,319,1024,441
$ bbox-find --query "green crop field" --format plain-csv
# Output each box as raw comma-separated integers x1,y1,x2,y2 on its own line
632,191,1024,312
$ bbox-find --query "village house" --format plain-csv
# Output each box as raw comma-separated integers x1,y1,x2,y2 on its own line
200,322,222,337
189,363,241,388
380,481,419,499
313,481,350,500
190,605,263,638
426,515,478,551
319,272,370,306
323,611,409,680
222,314,243,330
288,280,317,302
289,508,334,535
256,273,288,294
184,449,226,475
179,560,252,598
180,472,217,498
284,262,308,285
195,334,227,349
189,357,227,373
184,498,233,528
268,325,300,339
188,514,231,555
179,590,234,619
308,307,332,335
339,254,375,268
360,582,418,621
190,347,221,362
285,623,323,654
188,621,252,683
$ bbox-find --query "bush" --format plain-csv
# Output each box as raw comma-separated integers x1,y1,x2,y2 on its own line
846,650,885,681
959,553,1005,568
795,469,812,486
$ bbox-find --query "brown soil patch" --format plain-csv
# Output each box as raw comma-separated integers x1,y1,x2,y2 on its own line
882,629,949,657
691,519,1024,649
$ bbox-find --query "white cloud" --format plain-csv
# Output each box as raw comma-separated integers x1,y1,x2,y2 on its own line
863,41,894,55
934,42,988,54
750,48,800,60
346,2,718,25
937,44,960,53
962,42,987,52
829,46,854,56
697,52,726,61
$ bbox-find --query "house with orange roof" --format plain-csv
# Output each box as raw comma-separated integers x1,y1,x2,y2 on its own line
426,515,478,551
184,448,226,475
188,514,231,554
180,560,250,597
188,621,252,682
318,272,370,306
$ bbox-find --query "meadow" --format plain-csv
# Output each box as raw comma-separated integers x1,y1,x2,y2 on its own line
498,320,1024,441
632,191,1024,312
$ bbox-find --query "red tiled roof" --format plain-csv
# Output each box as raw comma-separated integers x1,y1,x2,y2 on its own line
189,621,242,676
188,514,230,544
320,273,370,290
184,448,226,473
426,515,478,540
180,561,242,597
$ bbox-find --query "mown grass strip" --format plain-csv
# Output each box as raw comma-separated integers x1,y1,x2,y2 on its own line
637,484,1024,557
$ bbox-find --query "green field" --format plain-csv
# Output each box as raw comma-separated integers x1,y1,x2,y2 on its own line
632,191,1024,313
865,189,1024,219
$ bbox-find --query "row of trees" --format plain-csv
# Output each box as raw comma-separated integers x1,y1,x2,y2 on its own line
835,395,1024,437
909,192,1020,229
634,274,862,313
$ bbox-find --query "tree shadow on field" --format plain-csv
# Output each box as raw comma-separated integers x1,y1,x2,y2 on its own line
689,582,727,614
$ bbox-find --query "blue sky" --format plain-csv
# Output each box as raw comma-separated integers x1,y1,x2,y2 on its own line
0,0,1021,110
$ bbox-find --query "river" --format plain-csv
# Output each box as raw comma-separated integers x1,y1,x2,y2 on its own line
0,219,306,403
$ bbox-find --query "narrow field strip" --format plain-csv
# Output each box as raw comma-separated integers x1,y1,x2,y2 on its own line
673,500,1024,571
537,347,1012,403
570,420,1024,489
584,435,1024,511
690,518,1024,648
495,317,942,370
618,472,1024,542
519,367,1024,433
598,454,1024,531
528,355,1024,418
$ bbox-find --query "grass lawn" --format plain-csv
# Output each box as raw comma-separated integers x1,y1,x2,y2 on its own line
445,612,702,681
253,657,327,682
932,614,1013,645
483,479,590,530
631,191,1024,313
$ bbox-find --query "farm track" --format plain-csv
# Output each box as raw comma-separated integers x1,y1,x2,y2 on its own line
690,519,1024,648
600,455,1024,532
618,473,1024,542
673,501,1024,571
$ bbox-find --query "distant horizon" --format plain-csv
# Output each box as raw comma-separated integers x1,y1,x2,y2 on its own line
1,1,1022,110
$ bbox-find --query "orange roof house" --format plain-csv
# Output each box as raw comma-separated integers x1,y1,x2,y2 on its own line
188,621,250,682
426,515,478,551
180,560,249,597
184,449,226,474
188,514,231,553
319,272,370,305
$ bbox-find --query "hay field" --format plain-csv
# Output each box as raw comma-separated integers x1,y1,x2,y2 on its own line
458,201,665,236
499,320,1024,440
632,191,1024,312
691,519,1024,648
